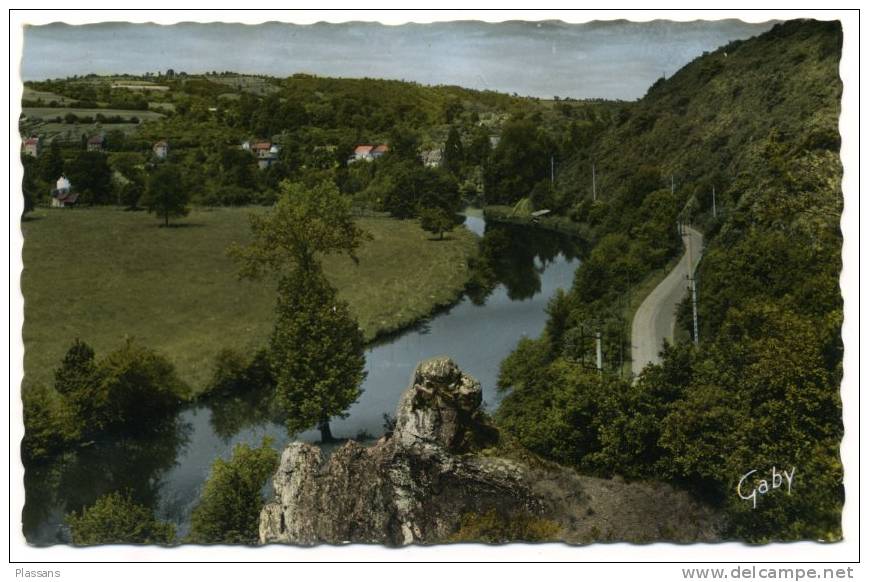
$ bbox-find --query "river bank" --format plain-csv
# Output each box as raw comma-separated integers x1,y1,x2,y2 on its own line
483,205,594,241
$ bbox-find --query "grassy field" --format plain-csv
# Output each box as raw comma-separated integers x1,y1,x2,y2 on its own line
21,207,478,392
22,88,77,105
22,107,165,121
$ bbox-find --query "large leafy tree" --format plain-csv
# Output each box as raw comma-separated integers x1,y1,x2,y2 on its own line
141,163,190,226
230,180,368,276
442,125,464,176
230,180,370,441
483,117,551,205
65,151,113,205
270,264,366,440
39,140,64,183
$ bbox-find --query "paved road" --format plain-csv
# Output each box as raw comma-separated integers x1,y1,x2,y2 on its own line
630,226,703,377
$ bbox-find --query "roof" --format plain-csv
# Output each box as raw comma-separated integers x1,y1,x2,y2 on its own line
87,135,104,145
354,144,374,155
24,137,40,145
250,140,271,150
56,191,79,204
372,144,389,154
153,140,168,147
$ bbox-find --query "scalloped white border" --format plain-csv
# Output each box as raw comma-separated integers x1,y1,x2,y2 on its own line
5,6,862,574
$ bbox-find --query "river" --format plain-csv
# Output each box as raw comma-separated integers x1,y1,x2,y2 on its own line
22,215,582,544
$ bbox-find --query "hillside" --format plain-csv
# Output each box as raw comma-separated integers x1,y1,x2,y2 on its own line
496,19,843,542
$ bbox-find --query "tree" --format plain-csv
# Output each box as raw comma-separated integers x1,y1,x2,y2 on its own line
21,154,40,214
53,338,103,434
270,263,366,441
66,491,175,545
141,164,190,226
443,126,464,176
483,118,551,205
53,338,188,435
230,180,368,277
419,206,457,240
187,439,278,544
96,338,190,429
65,151,113,204
229,180,370,441
39,140,64,183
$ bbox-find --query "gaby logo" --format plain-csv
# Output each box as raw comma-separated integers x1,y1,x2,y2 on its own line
737,467,795,509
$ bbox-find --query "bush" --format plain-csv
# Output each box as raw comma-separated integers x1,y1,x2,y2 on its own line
66,491,176,545
187,439,279,544
51,338,188,438
22,384,78,461
96,339,190,428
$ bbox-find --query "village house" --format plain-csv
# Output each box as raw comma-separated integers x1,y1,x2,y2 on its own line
87,135,105,152
349,143,389,164
50,176,79,208
152,140,169,160
242,139,281,169
371,144,389,159
22,136,41,158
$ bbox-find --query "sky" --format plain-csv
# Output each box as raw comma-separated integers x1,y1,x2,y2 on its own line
21,19,776,101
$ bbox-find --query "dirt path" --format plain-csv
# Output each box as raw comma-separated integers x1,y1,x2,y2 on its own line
630,226,703,377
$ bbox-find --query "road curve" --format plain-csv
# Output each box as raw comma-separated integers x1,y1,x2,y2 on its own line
630,226,703,378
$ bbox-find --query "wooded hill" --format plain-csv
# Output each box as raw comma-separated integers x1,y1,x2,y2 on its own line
496,19,844,542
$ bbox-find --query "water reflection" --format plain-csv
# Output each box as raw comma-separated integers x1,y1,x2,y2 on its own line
23,416,192,545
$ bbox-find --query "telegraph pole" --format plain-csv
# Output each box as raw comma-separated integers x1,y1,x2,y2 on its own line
690,274,699,346
551,155,555,186
712,184,717,219
686,233,699,346
671,174,675,194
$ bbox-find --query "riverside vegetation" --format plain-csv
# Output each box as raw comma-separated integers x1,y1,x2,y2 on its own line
21,19,843,544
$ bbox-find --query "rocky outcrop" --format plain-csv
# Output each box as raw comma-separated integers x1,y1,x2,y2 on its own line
259,357,723,545
259,357,541,545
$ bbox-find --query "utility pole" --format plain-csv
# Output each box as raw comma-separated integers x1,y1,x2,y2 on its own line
595,331,603,374
686,234,699,346
690,274,699,346
592,163,597,202
551,155,555,186
671,174,675,195
712,184,717,219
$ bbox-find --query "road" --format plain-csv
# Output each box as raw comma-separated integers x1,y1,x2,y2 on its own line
630,226,703,377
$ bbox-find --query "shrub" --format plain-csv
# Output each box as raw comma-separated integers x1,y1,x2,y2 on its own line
21,384,78,461
187,438,278,544
66,491,175,545
96,339,190,428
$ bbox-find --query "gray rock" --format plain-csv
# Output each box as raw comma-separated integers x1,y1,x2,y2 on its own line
259,356,537,546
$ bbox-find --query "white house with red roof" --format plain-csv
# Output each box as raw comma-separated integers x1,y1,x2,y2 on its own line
349,143,388,164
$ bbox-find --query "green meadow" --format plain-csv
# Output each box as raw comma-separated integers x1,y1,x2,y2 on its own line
21,207,477,392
